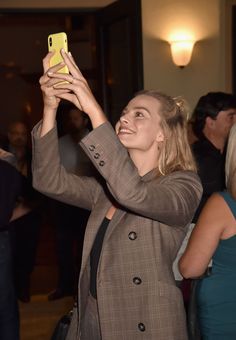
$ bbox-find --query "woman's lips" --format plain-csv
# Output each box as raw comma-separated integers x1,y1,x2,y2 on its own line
118,127,134,134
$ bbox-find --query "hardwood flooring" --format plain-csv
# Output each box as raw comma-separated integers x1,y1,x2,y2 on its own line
19,222,74,340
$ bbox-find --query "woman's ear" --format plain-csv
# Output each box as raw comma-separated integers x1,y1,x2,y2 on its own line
156,130,164,143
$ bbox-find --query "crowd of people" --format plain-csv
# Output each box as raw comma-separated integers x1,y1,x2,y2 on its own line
0,47,235,340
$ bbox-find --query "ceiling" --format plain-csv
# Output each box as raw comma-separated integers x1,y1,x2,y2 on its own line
0,0,116,9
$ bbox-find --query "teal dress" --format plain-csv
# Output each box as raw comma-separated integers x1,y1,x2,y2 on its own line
197,191,236,339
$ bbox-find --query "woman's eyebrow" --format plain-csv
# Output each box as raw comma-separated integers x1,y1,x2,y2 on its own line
121,106,151,115
134,106,151,114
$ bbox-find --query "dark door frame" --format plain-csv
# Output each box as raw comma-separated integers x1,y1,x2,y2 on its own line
96,0,143,123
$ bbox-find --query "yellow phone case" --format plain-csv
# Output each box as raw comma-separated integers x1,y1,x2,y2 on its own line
48,32,69,74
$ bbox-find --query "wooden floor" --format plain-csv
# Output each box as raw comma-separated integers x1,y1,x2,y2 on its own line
20,282,73,340
19,222,74,340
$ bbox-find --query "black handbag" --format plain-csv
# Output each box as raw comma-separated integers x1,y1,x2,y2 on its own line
187,268,212,340
51,304,76,340
187,278,201,340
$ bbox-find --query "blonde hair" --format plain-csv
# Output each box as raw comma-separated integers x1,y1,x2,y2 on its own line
225,123,236,199
135,90,197,175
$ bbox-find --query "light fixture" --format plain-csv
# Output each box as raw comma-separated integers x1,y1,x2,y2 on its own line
170,40,195,68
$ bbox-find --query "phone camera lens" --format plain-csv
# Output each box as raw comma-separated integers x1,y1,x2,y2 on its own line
49,37,52,46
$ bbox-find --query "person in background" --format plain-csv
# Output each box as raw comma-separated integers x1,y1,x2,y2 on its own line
0,147,16,166
191,92,236,222
48,107,93,301
179,123,236,339
179,93,236,332
5,121,43,303
187,119,198,145
31,49,202,340
7,121,30,176
0,158,30,340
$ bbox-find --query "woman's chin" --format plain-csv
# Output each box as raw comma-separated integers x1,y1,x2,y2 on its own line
117,138,127,149
118,133,137,149
117,134,128,143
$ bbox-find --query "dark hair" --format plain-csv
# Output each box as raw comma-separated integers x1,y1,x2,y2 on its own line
191,92,236,138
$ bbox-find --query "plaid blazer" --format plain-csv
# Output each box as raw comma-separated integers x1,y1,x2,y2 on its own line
32,122,202,340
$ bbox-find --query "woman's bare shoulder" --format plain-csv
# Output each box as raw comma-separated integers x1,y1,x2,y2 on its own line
197,192,232,229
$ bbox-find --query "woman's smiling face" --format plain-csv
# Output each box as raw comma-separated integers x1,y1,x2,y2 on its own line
115,94,164,152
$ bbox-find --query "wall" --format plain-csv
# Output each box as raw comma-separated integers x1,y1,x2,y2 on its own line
223,0,236,92
141,0,225,112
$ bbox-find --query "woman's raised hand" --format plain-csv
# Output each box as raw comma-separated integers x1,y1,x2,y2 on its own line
47,49,107,129
39,52,71,137
39,52,71,112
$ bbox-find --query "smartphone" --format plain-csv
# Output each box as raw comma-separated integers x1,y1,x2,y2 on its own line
48,32,69,74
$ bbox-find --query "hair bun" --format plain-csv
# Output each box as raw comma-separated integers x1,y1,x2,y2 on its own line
173,96,190,121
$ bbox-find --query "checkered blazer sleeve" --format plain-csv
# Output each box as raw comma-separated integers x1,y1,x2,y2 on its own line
31,121,100,210
81,122,203,227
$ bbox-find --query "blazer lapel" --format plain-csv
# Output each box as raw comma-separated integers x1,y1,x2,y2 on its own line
81,169,158,271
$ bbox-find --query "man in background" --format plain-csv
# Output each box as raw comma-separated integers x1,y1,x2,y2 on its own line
0,147,16,166
5,121,43,303
191,91,236,222
0,158,30,340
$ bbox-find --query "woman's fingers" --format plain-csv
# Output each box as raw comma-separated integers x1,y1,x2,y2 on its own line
42,52,54,73
51,89,71,96
41,74,71,95
68,52,84,76
52,77,89,96
43,49,86,87
44,51,101,117
60,49,84,79
43,51,66,73
60,49,77,76
56,92,80,104
49,73,88,95
68,52,79,69
41,50,85,88
41,52,71,111
40,61,67,86
41,84,71,105
48,71,73,83
57,92,83,112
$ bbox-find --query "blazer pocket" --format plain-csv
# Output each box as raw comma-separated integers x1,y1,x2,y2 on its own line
157,281,183,303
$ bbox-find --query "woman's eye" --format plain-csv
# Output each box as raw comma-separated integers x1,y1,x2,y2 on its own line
135,112,144,117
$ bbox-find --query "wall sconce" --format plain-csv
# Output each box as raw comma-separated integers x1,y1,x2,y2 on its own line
170,40,195,68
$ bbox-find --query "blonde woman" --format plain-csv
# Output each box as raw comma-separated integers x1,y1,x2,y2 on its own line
32,50,202,340
179,123,236,339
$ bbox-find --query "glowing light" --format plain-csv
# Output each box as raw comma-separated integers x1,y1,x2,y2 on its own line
170,40,195,68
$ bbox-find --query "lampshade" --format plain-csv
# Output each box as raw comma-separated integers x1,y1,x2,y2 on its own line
170,40,195,68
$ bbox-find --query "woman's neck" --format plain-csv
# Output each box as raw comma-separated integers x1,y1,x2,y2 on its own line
129,148,159,176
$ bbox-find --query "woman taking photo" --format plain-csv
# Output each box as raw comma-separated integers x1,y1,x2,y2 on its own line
32,49,202,340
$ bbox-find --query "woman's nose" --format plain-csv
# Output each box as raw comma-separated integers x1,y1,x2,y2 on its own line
120,113,129,124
